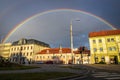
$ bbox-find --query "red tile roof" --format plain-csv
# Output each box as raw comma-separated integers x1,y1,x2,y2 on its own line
37,48,90,55
37,48,71,54
89,29,120,37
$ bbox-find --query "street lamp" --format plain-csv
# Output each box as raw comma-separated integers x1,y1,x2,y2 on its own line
70,19,80,64
93,48,97,64
116,41,120,64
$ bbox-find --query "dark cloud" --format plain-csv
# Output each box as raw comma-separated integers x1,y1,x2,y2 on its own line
4,10,113,48
0,0,119,48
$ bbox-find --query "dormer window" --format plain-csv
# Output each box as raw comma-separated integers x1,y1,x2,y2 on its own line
46,50,49,53
18,38,27,45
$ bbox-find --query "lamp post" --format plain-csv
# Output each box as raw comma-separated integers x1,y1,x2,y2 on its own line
116,41,120,64
70,19,80,64
93,49,97,64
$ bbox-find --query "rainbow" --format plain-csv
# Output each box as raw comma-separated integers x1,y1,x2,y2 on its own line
3,9,117,43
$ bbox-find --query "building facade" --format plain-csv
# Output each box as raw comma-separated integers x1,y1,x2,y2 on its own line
9,38,50,64
0,43,12,59
89,30,120,64
35,47,90,64
76,46,90,64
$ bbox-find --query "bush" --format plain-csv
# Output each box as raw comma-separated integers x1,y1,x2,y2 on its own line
0,56,22,67
98,61,106,64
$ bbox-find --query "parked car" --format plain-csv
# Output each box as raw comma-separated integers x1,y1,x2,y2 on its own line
35,61,44,64
45,61,53,64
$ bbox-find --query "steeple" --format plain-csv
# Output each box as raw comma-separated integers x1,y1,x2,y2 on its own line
59,44,62,50
59,44,62,53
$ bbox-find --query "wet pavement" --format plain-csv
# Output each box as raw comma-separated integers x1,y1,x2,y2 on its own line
0,64,120,80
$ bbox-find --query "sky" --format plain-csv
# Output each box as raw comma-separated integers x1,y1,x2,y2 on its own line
0,0,120,48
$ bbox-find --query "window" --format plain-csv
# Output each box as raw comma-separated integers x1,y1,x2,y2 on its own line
17,47,19,50
63,56,65,58
93,40,96,43
107,38,110,42
31,46,33,49
24,53,26,56
27,46,29,50
108,47,112,51
99,39,102,43
112,47,116,51
11,48,13,51
107,38,115,42
111,38,115,42
93,48,97,52
27,53,29,56
108,47,116,51
100,47,103,52
101,56,105,62
13,53,15,56
14,48,16,51
43,56,45,59
30,52,32,56
40,56,42,59
20,47,23,50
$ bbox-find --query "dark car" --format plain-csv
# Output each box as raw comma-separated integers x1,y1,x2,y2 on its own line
45,61,53,64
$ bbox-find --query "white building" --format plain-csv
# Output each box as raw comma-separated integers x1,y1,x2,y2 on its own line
9,38,50,64
35,47,90,64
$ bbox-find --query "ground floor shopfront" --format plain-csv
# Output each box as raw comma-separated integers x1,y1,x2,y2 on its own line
90,53,120,64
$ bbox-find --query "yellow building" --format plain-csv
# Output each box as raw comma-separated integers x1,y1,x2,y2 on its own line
0,43,12,59
35,47,90,64
89,30,120,64
9,38,50,64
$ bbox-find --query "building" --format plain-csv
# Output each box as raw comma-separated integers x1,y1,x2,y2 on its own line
35,47,72,64
35,47,90,64
89,30,120,64
0,43,12,59
9,38,50,64
75,46,90,64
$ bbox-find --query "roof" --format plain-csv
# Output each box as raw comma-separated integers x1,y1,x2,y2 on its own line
89,29,120,37
38,48,71,54
74,50,90,54
12,38,50,47
37,48,90,54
